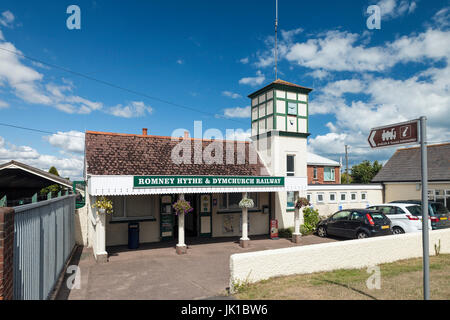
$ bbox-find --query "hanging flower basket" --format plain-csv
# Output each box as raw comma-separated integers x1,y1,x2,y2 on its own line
295,197,310,209
172,199,193,215
92,196,113,214
239,198,254,209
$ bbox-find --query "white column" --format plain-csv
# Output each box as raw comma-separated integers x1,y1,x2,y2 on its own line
176,194,187,254
240,192,250,248
292,191,302,243
94,199,108,262
177,212,185,247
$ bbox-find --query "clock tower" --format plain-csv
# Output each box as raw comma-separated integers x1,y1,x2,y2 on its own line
248,79,313,228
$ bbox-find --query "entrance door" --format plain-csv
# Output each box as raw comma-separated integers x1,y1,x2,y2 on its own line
199,194,212,237
184,194,197,237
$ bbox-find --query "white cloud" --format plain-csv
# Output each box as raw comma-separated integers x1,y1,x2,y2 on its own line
375,0,417,20
0,136,83,179
0,10,14,28
176,59,184,65
306,69,330,80
44,131,85,154
254,26,450,73
240,57,249,64
432,7,450,29
109,101,153,118
222,106,251,118
238,70,266,86
0,99,9,108
222,91,242,99
225,128,251,141
0,40,103,113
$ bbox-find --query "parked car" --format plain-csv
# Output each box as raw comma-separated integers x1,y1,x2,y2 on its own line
389,200,450,230
316,209,392,239
367,203,432,234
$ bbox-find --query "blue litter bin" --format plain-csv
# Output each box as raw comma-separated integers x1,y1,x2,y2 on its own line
128,222,139,249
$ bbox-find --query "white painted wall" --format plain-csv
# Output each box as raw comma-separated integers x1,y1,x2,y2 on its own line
230,229,450,289
307,186,383,217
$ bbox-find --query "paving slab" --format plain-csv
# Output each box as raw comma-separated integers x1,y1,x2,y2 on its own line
56,235,337,300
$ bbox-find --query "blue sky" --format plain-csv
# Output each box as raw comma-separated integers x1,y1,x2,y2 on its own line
0,0,449,178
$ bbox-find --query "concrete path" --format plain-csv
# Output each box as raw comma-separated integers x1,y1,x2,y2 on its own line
56,235,336,300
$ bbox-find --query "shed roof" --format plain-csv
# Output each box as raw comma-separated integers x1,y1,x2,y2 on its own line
0,160,73,189
307,152,340,166
372,143,450,183
85,131,270,177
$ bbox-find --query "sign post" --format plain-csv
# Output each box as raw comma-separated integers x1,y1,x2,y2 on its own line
419,116,430,300
368,117,429,300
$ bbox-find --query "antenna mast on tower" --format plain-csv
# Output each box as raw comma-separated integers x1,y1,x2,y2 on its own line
275,0,278,80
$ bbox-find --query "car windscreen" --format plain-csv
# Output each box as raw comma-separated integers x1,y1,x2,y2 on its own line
406,205,422,216
430,203,450,215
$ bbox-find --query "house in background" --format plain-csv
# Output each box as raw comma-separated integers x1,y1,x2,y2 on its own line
372,142,450,209
307,152,341,185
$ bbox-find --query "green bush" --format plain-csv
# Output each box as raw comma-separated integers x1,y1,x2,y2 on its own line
301,207,320,235
278,227,294,238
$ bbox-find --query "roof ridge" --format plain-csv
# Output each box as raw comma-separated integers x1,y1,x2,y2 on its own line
397,142,450,151
85,130,250,144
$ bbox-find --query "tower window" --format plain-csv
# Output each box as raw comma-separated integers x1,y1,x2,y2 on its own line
287,155,295,176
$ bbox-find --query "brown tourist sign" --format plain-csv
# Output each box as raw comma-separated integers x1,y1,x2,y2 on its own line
368,119,420,148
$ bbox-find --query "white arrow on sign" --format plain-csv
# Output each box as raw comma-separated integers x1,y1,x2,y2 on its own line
369,130,376,147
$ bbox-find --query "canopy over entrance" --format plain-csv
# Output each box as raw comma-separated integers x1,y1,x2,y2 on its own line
88,175,307,195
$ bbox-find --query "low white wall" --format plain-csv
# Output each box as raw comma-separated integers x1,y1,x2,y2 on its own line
230,229,450,289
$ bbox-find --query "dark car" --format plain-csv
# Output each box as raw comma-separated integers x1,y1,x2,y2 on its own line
317,209,392,239
389,200,450,230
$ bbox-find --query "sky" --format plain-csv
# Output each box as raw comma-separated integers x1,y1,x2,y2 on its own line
0,0,449,179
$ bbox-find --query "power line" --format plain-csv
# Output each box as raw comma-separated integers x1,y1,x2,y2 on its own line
0,122,84,139
0,47,248,125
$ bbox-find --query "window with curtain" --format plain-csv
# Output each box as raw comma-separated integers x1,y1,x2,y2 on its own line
324,167,335,181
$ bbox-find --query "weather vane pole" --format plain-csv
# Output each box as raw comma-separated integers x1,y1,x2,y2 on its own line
275,0,279,80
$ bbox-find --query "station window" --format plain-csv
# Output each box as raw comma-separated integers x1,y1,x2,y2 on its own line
361,192,367,201
287,155,295,176
313,167,318,180
219,193,258,210
350,192,357,201
340,193,347,202
287,191,295,208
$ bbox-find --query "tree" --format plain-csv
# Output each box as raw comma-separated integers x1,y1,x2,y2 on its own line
40,166,63,196
350,160,383,184
341,172,353,184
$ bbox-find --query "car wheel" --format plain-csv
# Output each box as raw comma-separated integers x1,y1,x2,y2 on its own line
392,227,405,235
317,226,327,237
357,231,369,239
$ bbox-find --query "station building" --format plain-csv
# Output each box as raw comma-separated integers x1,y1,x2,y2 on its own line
82,80,381,261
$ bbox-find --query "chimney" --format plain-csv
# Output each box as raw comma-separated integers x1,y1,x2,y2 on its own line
142,128,148,136
184,131,189,139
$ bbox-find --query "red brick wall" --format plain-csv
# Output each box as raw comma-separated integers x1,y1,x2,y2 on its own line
0,207,14,300
307,166,341,185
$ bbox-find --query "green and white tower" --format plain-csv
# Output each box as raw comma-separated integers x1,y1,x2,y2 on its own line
248,79,313,229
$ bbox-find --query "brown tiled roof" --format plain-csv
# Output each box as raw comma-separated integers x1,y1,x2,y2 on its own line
372,143,450,182
85,131,270,176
